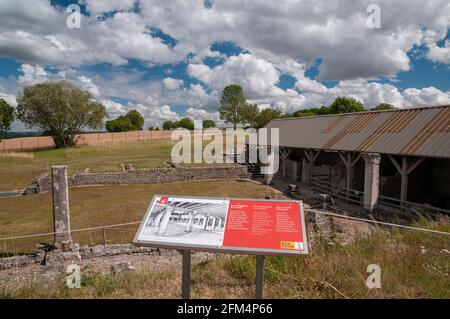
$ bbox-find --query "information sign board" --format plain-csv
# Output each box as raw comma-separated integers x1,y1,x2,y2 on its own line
133,195,308,256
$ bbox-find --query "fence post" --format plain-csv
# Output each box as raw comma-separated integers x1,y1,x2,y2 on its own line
102,227,107,245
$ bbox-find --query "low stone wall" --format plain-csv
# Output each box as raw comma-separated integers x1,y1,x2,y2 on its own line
25,165,250,194
0,244,173,271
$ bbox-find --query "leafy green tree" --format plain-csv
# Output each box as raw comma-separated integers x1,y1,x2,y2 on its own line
106,116,133,132
176,117,194,130
202,119,216,128
219,84,246,129
105,110,144,132
240,103,259,128
163,120,176,130
0,99,14,138
329,97,365,114
291,106,331,118
372,103,395,111
126,110,144,130
255,108,282,128
16,81,106,148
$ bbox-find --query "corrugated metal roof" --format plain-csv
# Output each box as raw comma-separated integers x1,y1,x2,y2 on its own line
264,105,450,158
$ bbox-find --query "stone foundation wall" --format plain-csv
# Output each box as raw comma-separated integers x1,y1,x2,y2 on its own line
0,244,175,271
25,165,250,194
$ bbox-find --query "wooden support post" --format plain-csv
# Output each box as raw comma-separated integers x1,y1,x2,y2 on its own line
338,152,360,200
280,147,291,179
255,255,265,299
304,149,320,183
388,156,424,208
182,250,191,299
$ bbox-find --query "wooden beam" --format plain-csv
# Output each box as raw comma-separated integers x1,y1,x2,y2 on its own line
388,155,402,174
339,152,350,168
407,158,425,175
400,157,408,208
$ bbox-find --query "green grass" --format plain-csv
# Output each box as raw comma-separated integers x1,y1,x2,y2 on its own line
0,138,237,191
0,180,277,253
0,140,175,191
1,218,448,298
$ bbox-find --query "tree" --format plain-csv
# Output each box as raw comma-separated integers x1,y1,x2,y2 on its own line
176,117,194,130
16,82,106,148
0,99,14,138
372,103,395,111
106,116,133,132
255,108,282,128
329,97,365,114
240,103,259,128
126,110,144,130
291,106,331,118
219,84,246,129
105,110,144,132
203,119,216,128
163,120,176,130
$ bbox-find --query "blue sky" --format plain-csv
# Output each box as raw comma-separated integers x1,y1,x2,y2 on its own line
0,0,449,130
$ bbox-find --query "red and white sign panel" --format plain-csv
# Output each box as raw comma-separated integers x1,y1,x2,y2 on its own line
133,195,308,256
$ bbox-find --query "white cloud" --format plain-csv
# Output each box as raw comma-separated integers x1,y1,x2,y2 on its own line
163,77,184,90
81,0,136,16
0,92,17,107
188,53,282,98
77,75,99,96
403,87,450,106
427,40,450,64
141,0,450,79
17,64,47,86
185,108,220,121
101,99,127,119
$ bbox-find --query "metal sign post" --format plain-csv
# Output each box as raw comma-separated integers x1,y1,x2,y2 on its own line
255,255,265,299
181,250,191,299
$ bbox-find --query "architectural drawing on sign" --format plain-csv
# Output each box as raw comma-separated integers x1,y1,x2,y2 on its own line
141,197,229,246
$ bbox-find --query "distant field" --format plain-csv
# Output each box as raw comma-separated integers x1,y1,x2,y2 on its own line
0,180,277,253
0,136,245,191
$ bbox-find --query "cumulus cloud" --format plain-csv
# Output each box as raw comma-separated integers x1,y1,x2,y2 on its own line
81,0,136,16
0,92,17,107
141,0,450,79
17,64,48,86
0,0,449,127
403,87,450,106
186,108,220,121
163,77,184,90
16,64,101,98
427,40,450,64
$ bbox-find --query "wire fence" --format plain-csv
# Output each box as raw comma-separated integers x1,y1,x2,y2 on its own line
0,206,448,258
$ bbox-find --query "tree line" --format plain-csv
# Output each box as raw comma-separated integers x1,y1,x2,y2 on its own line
0,81,396,149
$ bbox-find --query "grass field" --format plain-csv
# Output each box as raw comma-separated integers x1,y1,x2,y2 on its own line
0,138,239,191
0,139,175,191
1,217,449,298
0,180,277,253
